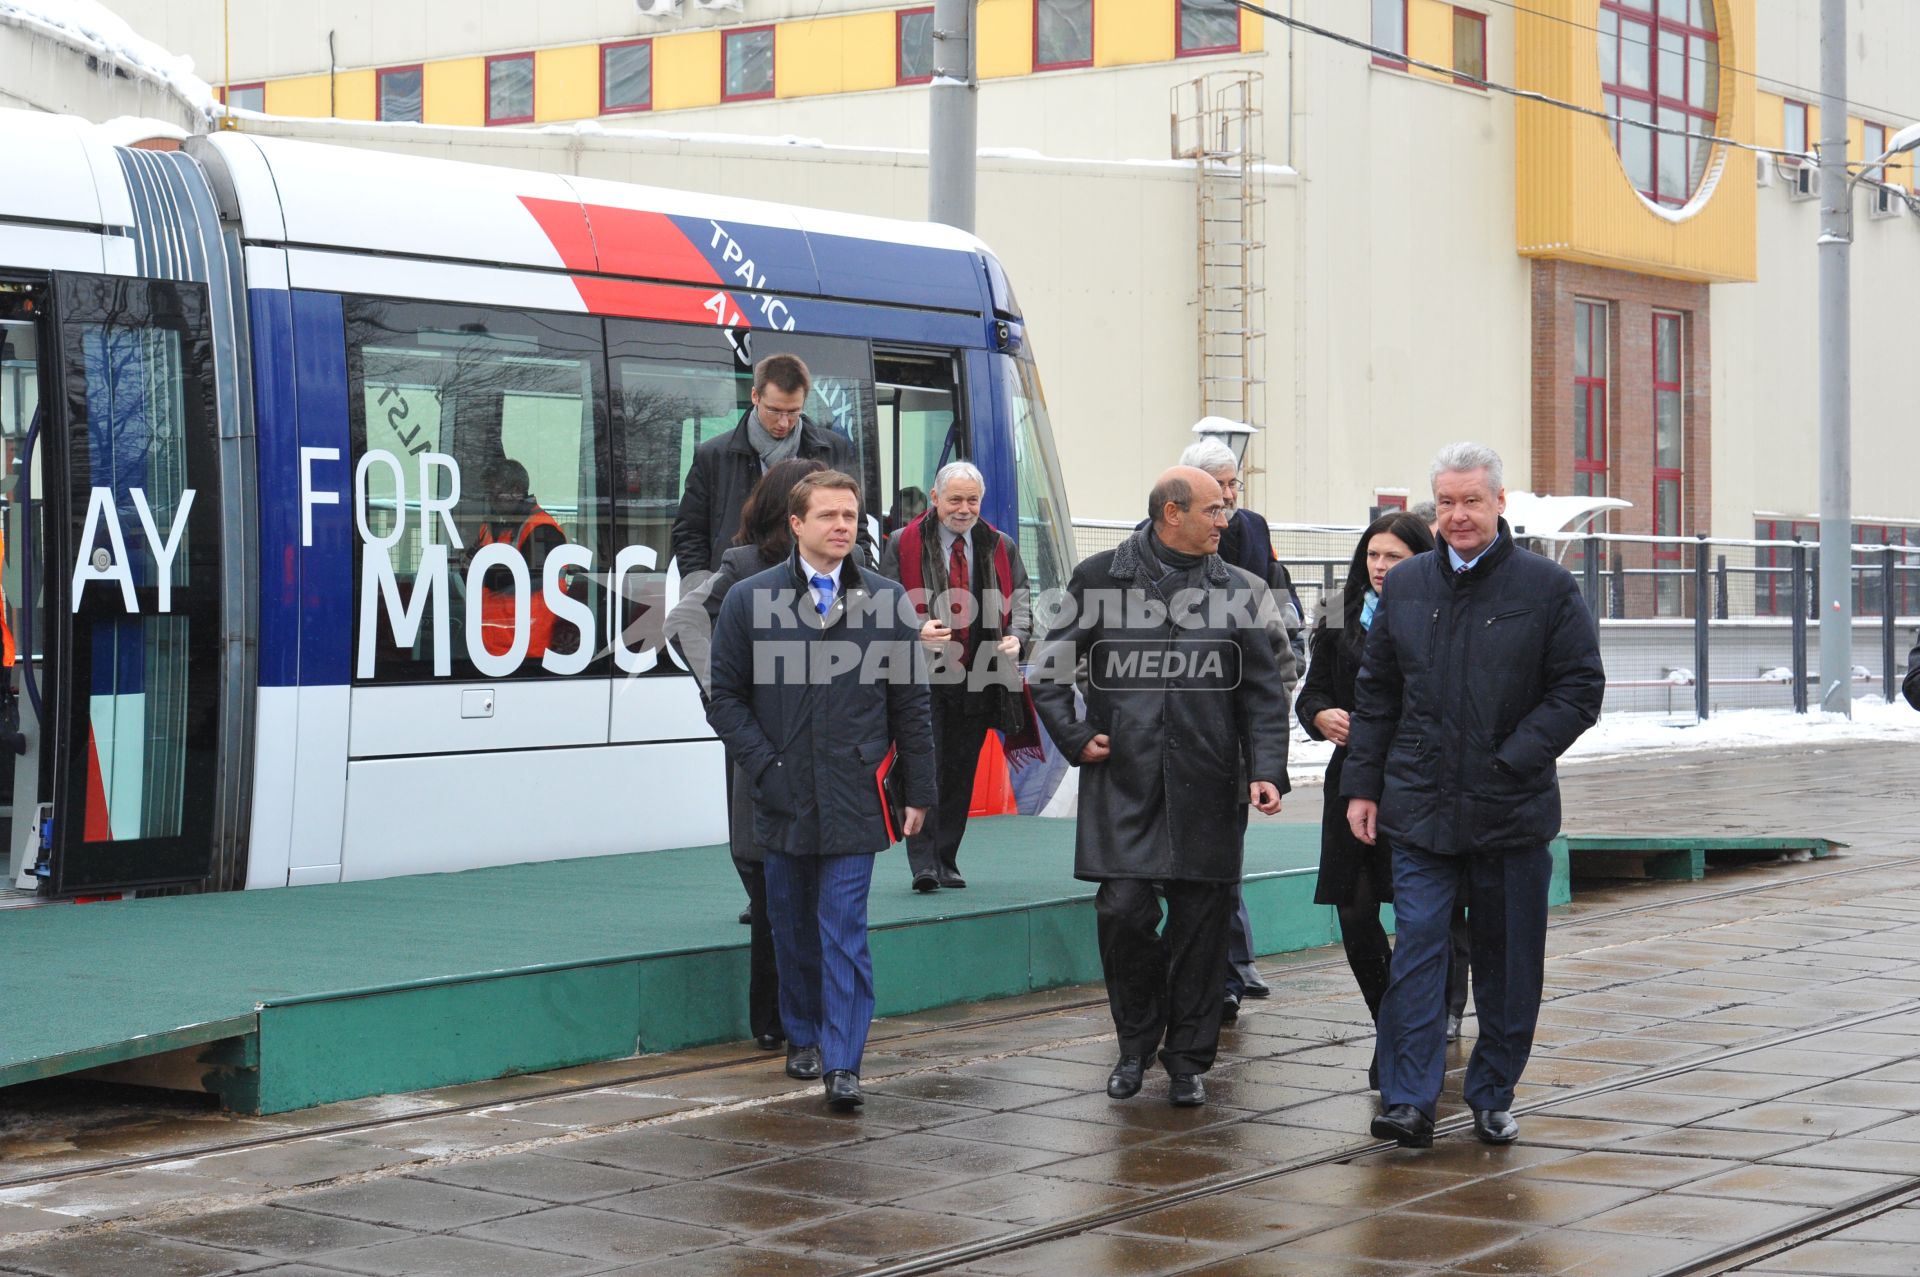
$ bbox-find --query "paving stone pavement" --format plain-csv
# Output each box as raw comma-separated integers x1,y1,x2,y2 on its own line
1,739,1918,1276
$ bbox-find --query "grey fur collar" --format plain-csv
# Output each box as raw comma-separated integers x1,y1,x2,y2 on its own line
1111,527,1231,587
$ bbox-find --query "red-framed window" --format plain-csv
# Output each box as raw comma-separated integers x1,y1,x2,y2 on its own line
1034,0,1094,71
1375,491,1408,512
376,65,423,122
1451,8,1486,87
1372,0,1408,68
1861,120,1889,181
1177,0,1241,57
723,25,777,101
1780,98,1810,165
897,7,935,85
1652,310,1685,614
1598,0,1720,207
1849,524,1916,617
1754,518,1818,617
219,82,266,113
1572,300,1609,501
601,39,652,114
486,53,535,125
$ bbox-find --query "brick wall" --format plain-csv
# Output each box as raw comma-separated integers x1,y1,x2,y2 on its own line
1530,259,1713,614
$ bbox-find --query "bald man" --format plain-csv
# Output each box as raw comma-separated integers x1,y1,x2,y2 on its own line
1031,466,1293,1108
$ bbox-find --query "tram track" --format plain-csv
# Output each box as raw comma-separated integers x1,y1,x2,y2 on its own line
857,994,1920,1277
0,850,1902,1198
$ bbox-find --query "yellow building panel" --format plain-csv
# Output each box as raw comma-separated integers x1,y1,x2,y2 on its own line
424,58,484,127
655,29,721,110
1515,0,1756,284
1847,115,1864,163
1754,91,1781,149
1242,9,1263,53
978,0,1034,79
535,45,599,122
1098,0,1174,67
264,74,331,119
1408,0,1455,84
839,11,898,94
776,18,848,98
333,68,375,121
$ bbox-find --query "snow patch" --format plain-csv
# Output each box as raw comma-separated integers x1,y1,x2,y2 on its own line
0,0,215,117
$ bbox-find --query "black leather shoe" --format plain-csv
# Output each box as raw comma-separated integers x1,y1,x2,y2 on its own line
912,874,939,893
1370,1103,1434,1148
824,1070,864,1110
1221,992,1240,1023
1473,1109,1519,1144
938,872,967,889
1168,1073,1206,1107
754,1032,784,1052
1240,976,1271,999
785,1045,822,1080
1106,1055,1146,1099
738,908,752,925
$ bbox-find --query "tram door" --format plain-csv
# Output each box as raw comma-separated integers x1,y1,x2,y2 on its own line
36,274,222,896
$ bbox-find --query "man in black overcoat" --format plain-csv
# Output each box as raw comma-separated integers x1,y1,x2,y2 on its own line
1343,443,1605,1148
671,353,870,576
1031,466,1293,1108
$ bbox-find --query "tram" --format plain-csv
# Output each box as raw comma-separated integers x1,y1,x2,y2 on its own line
0,109,1075,900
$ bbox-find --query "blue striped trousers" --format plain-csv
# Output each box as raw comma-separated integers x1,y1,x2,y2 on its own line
763,849,877,1075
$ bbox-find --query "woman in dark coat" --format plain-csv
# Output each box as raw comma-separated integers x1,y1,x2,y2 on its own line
1295,511,1434,1080
666,457,827,1052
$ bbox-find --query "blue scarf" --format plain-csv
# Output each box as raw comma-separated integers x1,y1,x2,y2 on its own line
1359,589,1379,631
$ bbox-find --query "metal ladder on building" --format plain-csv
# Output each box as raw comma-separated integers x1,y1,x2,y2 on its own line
1170,72,1267,439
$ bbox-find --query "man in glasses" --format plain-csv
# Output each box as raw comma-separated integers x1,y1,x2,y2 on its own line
1031,466,1293,1108
673,353,870,577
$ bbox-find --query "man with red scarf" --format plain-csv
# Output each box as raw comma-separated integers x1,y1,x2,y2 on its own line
879,461,1033,893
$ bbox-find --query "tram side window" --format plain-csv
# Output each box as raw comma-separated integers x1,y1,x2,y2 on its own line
345,299,608,682
873,349,964,539
607,320,877,599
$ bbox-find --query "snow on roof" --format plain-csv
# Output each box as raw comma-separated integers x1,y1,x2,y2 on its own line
1503,491,1633,538
0,0,215,118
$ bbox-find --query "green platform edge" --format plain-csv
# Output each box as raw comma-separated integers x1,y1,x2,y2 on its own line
1564,835,1842,882
4,819,1576,1114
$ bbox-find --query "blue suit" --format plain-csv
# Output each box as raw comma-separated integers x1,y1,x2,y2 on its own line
707,551,935,1074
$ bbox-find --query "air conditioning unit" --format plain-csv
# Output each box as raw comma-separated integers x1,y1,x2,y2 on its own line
1755,155,1775,187
1870,183,1908,219
1785,162,1817,200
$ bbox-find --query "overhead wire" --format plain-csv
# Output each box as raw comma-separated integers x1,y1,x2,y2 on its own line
1227,0,1902,173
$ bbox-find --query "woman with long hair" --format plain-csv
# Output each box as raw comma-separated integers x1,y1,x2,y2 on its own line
667,456,828,1055
1295,511,1435,1086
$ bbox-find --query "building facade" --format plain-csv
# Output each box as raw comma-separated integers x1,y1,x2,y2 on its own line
81,0,1920,595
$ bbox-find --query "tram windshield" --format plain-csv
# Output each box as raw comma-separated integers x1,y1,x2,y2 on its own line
1000,351,1074,594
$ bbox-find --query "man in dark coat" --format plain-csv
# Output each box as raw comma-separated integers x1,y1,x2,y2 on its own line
1031,466,1293,1109
1904,631,1919,710
671,353,869,576
1344,443,1605,1149
878,461,1033,893
706,470,935,1110
1177,437,1303,1015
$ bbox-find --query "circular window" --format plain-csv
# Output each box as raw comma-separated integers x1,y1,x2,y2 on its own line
1598,0,1720,208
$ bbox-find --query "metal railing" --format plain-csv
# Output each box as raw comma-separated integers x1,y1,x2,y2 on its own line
1071,518,1920,718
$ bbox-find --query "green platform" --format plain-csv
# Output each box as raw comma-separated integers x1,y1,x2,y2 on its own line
0,818,1572,1114
1564,834,1843,881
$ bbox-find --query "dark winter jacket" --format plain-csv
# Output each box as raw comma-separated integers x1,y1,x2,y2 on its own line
1295,615,1391,904
666,542,781,865
1137,506,1306,666
877,514,1034,708
670,410,867,575
1905,632,1919,711
1029,529,1293,884
1340,521,1606,856
706,552,935,857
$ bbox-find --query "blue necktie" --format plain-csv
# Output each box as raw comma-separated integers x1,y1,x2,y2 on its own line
811,573,835,616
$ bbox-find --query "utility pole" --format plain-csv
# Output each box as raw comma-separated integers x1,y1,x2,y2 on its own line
1816,0,1851,716
928,0,978,232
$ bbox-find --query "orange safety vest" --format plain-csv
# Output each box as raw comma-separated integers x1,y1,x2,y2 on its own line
0,522,13,668
475,508,572,659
